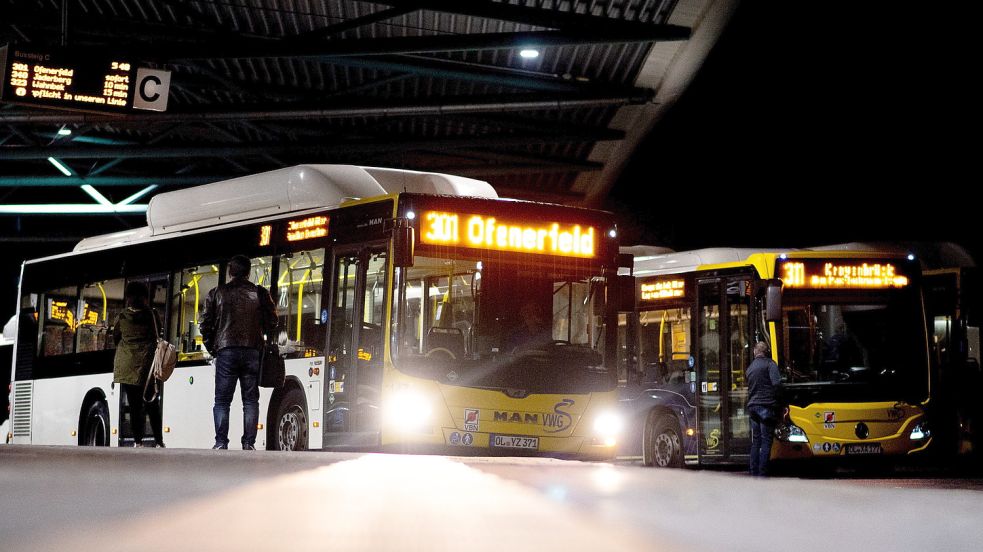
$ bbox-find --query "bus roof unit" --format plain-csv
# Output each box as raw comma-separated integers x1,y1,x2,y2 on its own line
74,165,496,252
633,247,791,276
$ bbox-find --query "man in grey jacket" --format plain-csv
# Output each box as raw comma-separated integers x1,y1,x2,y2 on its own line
200,255,277,450
746,341,782,476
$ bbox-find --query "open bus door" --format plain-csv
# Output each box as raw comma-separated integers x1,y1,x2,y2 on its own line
323,244,388,448
923,267,981,462
695,273,754,464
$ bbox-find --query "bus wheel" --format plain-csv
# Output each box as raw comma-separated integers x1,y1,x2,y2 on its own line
273,389,308,451
81,401,110,447
645,415,682,468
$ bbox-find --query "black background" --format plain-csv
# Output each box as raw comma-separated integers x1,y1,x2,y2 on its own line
2,1,981,321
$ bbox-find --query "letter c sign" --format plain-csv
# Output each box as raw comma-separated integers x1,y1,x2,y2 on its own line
133,68,171,112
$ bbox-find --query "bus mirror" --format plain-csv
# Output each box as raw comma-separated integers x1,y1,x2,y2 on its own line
593,281,606,316
617,275,636,312
393,224,415,267
617,253,634,271
765,280,783,322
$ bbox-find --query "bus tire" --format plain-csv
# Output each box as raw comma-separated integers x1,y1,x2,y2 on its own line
644,413,682,468
271,388,308,451
81,400,110,447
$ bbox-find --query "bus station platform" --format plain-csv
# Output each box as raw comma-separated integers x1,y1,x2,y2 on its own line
1,446,980,552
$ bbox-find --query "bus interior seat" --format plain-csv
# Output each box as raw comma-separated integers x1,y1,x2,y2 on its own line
426,327,465,360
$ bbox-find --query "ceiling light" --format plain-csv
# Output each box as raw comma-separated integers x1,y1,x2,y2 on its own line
47,157,73,176
519,49,540,59
57,127,72,136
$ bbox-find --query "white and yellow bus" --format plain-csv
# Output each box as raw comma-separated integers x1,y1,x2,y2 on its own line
6,165,624,456
618,247,932,467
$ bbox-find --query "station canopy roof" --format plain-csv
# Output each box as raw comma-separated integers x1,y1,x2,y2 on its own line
0,0,734,227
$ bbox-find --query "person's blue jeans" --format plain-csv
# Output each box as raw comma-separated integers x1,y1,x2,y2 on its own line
214,347,260,448
748,404,777,476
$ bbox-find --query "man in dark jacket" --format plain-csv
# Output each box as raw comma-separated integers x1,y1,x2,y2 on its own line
746,341,782,476
200,255,277,450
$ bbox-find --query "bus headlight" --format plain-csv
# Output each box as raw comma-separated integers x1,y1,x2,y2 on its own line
909,421,931,441
384,389,432,431
593,411,624,446
776,422,809,443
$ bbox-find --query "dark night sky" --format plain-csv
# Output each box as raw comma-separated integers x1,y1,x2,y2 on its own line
609,1,979,257
1,2,980,316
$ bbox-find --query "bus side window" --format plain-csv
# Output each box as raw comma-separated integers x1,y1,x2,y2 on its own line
40,285,79,357
276,249,325,359
79,279,125,353
170,264,221,361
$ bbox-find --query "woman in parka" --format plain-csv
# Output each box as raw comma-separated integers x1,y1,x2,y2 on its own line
113,281,165,447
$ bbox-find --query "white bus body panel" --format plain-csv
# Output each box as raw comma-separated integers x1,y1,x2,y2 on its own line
31,374,114,446
285,356,325,450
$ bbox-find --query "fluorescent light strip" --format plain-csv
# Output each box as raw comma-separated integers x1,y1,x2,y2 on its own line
80,184,114,206
117,184,158,206
0,204,149,214
47,157,74,176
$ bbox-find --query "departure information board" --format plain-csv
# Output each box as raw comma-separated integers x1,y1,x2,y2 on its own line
0,45,170,113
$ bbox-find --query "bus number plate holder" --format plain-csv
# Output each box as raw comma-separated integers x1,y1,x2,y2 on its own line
491,434,539,450
844,443,882,455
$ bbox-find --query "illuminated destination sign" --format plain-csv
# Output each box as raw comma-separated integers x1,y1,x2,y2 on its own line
640,278,685,301
0,45,170,113
782,260,910,289
48,299,76,327
286,216,329,242
420,211,596,258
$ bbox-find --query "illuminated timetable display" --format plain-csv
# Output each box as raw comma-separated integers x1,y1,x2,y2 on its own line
0,45,136,112
781,260,910,289
420,211,596,257
640,278,685,301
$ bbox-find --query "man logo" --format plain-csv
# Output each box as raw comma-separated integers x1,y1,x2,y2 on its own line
133,68,171,112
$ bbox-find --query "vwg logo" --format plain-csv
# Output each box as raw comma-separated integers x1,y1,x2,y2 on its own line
543,399,575,433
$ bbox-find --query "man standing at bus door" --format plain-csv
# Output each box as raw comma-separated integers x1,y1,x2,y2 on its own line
746,341,782,476
200,255,277,450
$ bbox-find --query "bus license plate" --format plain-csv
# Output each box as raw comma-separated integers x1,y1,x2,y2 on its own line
845,443,882,455
491,435,539,450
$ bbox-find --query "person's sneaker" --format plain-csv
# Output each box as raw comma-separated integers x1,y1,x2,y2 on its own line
212,444,227,450
154,442,166,448
243,444,256,451
133,442,144,448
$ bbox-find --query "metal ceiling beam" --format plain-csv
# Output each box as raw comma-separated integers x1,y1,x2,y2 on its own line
428,163,600,177
328,55,644,94
0,176,216,187
432,149,604,170
0,132,616,161
376,0,674,32
295,6,417,39
0,93,651,124
152,28,689,61
0,160,592,186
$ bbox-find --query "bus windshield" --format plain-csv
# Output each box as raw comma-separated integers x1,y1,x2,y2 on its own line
781,292,928,402
393,255,610,394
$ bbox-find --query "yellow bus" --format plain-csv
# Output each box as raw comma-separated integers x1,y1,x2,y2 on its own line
618,247,932,467
6,165,624,456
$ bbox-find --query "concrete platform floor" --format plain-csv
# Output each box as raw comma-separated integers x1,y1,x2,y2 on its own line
1,445,981,552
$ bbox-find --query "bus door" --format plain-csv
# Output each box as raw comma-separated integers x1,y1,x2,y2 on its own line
323,244,388,447
119,273,169,447
696,274,753,463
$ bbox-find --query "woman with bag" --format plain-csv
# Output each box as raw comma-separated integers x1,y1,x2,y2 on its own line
113,281,165,448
